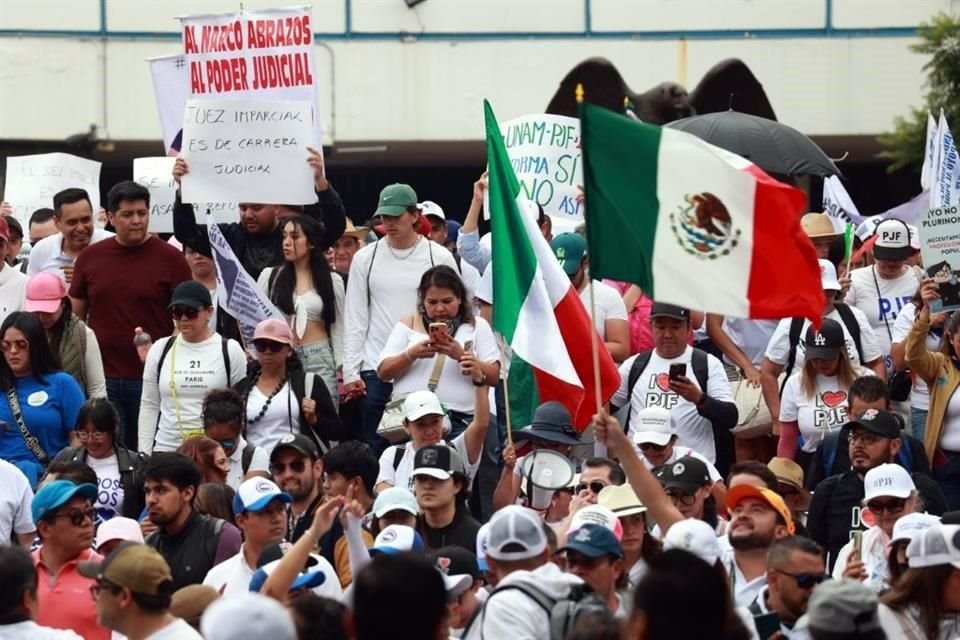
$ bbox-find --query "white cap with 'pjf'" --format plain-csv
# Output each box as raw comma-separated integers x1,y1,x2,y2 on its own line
862,463,915,504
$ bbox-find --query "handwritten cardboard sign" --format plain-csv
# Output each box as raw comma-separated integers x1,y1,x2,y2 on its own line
134,157,240,232
3,153,101,229
179,98,315,205
919,205,960,313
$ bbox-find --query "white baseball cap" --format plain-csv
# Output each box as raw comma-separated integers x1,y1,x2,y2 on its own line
485,506,547,562
232,478,292,514
372,487,419,519
201,593,296,640
906,524,960,569
403,390,445,422
818,259,841,291
873,219,913,261
569,504,624,541
663,519,721,566
94,516,144,551
862,463,915,504
891,513,941,545
855,217,883,241
631,407,672,446
370,525,425,555
905,223,921,250
475,522,491,572
419,200,446,220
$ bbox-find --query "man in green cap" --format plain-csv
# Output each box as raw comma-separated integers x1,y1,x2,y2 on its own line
343,184,458,453
550,232,630,363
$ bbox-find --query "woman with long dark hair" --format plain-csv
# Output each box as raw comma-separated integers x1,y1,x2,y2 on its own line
25,272,106,398
258,214,344,400
0,312,84,486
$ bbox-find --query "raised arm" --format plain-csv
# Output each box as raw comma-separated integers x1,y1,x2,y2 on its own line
302,147,347,249
461,381,491,466
457,173,491,272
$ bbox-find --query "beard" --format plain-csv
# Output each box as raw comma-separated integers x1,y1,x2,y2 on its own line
729,524,775,551
283,475,316,502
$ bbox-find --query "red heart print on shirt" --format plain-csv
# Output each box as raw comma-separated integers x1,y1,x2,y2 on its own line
822,391,847,408
655,373,672,392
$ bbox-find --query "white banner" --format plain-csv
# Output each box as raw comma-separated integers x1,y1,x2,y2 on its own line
134,157,240,232
921,112,938,192
180,98,316,205
206,208,284,348
501,113,582,220
3,153,101,229
179,5,322,148
822,175,864,232
931,110,960,209
148,54,192,154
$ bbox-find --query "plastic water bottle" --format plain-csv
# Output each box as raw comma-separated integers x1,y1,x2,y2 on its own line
133,327,153,363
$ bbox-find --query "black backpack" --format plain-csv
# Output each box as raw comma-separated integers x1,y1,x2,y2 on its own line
480,581,611,640
780,304,864,395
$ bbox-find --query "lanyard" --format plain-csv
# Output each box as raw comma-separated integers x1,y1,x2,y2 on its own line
167,337,202,441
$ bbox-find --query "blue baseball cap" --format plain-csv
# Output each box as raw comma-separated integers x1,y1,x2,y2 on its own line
32,480,97,523
248,560,327,594
558,523,623,559
232,478,292,515
370,525,425,556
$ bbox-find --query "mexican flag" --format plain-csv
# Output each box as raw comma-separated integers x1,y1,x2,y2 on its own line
581,103,824,323
485,100,620,431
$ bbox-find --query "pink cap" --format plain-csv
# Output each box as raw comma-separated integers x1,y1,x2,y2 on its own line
253,318,293,344
25,272,67,314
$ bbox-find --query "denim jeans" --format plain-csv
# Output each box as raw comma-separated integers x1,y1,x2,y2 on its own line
910,407,927,443
934,450,960,512
106,378,143,451
360,370,393,455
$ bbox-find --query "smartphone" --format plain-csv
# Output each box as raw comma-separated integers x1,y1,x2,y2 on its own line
669,363,687,381
753,612,780,640
463,340,474,353
852,530,863,557
428,322,449,341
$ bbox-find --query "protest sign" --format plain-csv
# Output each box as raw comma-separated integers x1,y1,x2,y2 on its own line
206,208,284,349
148,54,192,154
3,153,101,229
179,5,322,148
919,205,960,313
822,175,864,232
930,110,959,209
921,112,938,191
500,113,582,220
180,98,316,205
134,157,240,232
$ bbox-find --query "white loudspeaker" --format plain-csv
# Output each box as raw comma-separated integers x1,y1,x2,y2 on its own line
520,450,576,511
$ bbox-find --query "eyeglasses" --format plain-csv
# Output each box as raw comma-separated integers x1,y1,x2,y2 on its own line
866,497,907,514
775,570,830,590
665,490,697,506
848,431,883,446
170,306,201,320
89,580,121,599
0,339,28,352
49,507,96,527
575,481,608,495
271,459,307,475
75,430,107,442
253,339,286,354
638,442,667,452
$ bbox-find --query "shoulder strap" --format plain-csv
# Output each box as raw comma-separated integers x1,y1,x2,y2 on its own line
428,239,434,267
899,445,915,472
821,429,841,477
221,337,231,387
366,240,380,308
834,303,865,364
691,348,709,391
427,354,446,392
241,444,256,474
204,516,227,564
625,351,653,426
490,583,555,616
869,267,893,341
783,318,805,394
393,444,406,471
267,267,281,296
156,336,177,380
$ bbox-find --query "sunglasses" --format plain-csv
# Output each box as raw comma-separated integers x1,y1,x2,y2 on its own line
50,507,96,527
170,306,201,320
776,570,830,590
638,442,667,452
271,459,307,475
665,490,697,506
866,497,907,514
575,481,608,495
0,339,28,352
253,339,287,354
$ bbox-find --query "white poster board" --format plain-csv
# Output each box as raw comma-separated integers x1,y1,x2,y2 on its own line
179,98,315,205
919,205,960,313
3,153,101,228
133,157,240,232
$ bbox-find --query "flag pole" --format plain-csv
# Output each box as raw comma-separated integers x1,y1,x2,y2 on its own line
576,83,604,418
497,335,513,447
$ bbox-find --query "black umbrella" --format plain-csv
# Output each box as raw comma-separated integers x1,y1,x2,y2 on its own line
665,110,842,178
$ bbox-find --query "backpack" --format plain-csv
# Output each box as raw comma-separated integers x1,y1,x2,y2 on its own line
156,335,233,386
240,443,256,475
624,349,710,425
781,304,864,395
481,582,611,640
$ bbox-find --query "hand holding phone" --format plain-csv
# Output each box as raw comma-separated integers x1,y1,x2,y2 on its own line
428,322,449,343
669,363,687,380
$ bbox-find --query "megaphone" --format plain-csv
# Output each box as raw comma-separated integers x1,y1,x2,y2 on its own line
520,449,576,511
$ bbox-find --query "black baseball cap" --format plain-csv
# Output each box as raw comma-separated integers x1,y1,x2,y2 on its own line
412,445,466,481
168,280,212,310
430,546,481,581
270,433,319,462
848,409,901,439
654,456,711,494
804,317,844,361
649,302,690,321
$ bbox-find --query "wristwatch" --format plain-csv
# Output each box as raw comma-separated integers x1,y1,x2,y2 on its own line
472,372,487,387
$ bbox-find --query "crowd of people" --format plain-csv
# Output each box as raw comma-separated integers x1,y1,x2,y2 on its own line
0,153,958,640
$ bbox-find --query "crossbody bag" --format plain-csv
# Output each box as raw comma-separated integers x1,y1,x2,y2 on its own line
377,354,446,443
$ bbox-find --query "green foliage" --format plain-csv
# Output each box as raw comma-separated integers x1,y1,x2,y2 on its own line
879,12,960,173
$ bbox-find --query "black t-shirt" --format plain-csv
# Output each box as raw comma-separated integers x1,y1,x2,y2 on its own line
806,470,947,570
418,509,481,553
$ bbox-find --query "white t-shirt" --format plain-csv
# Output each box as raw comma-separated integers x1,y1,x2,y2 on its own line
138,334,248,454
226,436,270,490
845,265,923,368
376,433,481,491
244,382,300,453
577,280,628,337
831,525,890,593
26,229,115,282
87,453,124,521
343,238,458,383
722,548,768,608
0,263,27,326
891,302,941,411
637,445,723,483
721,317,780,368
378,318,500,413
779,368,872,453
764,306,882,371
611,347,733,463
144,618,202,640
0,620,83,640
0,459,34,545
